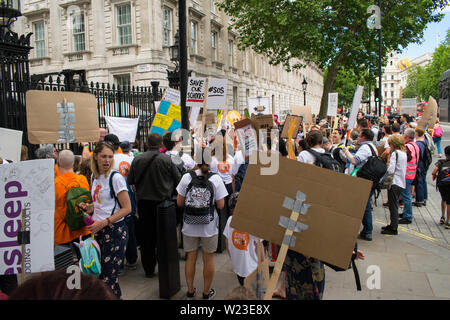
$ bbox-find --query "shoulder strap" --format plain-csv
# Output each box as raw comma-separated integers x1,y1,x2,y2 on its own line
366,144,376,157
56,176,80,191
134,153,160,187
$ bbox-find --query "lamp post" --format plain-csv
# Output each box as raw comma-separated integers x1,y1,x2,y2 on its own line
167,30,180,89
302,78,308,106
0,0,21,32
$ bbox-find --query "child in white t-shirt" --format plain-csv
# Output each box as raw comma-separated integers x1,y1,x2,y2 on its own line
223,215,264,286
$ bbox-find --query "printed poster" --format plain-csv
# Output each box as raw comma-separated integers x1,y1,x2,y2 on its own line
186,77,206,109
248,97,270,116
150,100,181,137
0,159,55,275
0,128,23,163
206,78,228,110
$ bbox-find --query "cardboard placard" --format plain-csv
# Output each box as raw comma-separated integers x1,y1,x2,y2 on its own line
281,115,303,139
162,87,181,106
417,96,438,130
150,100,181,137
207,78,228,110
0,127,23,163
197,112,216,125
26,90,100,144
248,97,271,116
291,106,313,124
230,154,372,269
104,116,139,142
250,114,274,132
1,159,55,275
234,118,258,159
186,77,206,109
327,93,338,117
346,85,364,131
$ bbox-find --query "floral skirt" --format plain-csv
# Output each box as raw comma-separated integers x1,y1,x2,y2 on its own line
96,220,128,299
284,250,325,300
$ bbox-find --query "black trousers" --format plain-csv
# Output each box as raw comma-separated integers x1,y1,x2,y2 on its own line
125,216,138,264
137,199,161,275
388,184,404,230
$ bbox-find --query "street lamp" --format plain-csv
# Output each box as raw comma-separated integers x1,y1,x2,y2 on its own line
302,78,308,106
167,30,180,89
0,0,21,32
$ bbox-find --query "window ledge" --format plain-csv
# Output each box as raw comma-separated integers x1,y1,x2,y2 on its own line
190,54,206,63
212,60,224,69
106,43,139,50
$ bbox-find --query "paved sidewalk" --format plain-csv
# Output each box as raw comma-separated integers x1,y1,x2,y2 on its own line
119,150,450,301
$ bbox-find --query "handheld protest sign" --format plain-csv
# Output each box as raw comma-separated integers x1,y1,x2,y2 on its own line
162,87,181,106
287,120,297,160
105,116,139,142
201,78,210,145
248,97,270,116
281,114,303,139
231,154,372,272
234,118,258,160
291,106,313,124
149,100,181,137
186,77,206,109
417,96,438,130
206,78,227,110
26,90,99,144
345,85,364,146
0,127,22,163
1,159,55,275
327,93,339,117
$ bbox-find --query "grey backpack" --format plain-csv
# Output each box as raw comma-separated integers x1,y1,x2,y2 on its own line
184,172,216,225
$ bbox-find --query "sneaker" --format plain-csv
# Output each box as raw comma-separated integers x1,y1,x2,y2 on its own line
125,262,137,270
445,223,450,230
412,202,423,207
358,233,372,241
186,288,196,300
440,217,445,225
399,213,404,218
399,218,412,224
381,225,391,230
381,226,398,235
202,288,216,300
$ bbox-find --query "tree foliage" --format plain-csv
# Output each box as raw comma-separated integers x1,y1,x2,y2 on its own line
218,0,448,116
403,28,450,101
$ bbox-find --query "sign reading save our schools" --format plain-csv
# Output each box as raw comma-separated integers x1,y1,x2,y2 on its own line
0,159,55,275
186,77,228,110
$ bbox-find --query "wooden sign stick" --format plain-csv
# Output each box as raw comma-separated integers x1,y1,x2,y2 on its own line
201,78,209,146
20,208,26,283
287,120,296,160
263,209,299,300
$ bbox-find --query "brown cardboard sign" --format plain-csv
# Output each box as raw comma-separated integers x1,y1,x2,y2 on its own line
230,153,372,269
250,114,274,132
417,96,438,130
291,106,313,124
281,114,303,139
26,90,99,144
197,112,216,125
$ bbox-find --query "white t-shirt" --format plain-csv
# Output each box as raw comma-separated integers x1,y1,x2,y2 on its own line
297,147,325,164
113,153,133,177
210,155,236,185
167,150,196,170
91,171,128,222
223,216,262,278
176,170,228,237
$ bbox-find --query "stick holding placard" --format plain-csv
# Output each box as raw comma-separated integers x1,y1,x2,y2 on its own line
200,78,209,146
263,191,310,300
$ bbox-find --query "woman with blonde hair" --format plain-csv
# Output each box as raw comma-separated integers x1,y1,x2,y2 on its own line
79,141,131,299
381,135,407,235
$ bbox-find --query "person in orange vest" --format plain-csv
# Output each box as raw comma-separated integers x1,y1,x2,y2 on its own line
54,150,91,263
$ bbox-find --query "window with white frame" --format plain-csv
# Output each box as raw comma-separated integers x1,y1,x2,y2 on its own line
211,31,217,60
72,13,85,52
114,74,131,89
190,21,198,54
163,7,172,46
33,21,45,58
228,39,234,66
116,3,132,45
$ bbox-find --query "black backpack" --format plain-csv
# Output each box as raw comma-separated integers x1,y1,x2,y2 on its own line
416,140,432,168
170,151,187,176
356,144,387,189
306,149,342,173
184,172,216,225
437,160,450,188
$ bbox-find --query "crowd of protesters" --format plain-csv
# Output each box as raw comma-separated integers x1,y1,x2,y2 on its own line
0,109,448,301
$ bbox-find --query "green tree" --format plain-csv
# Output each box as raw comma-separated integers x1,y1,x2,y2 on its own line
403,28,450,101
218,0,448,117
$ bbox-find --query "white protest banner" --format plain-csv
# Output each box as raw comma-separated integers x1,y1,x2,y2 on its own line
186,77,206,109
206,78,228,110
189,107,201,130
105,116,140,142
347,85,364,131
248,97,270,116
163,87,181,106
0,128,23,163
1,159,55,275
327,93,338,117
